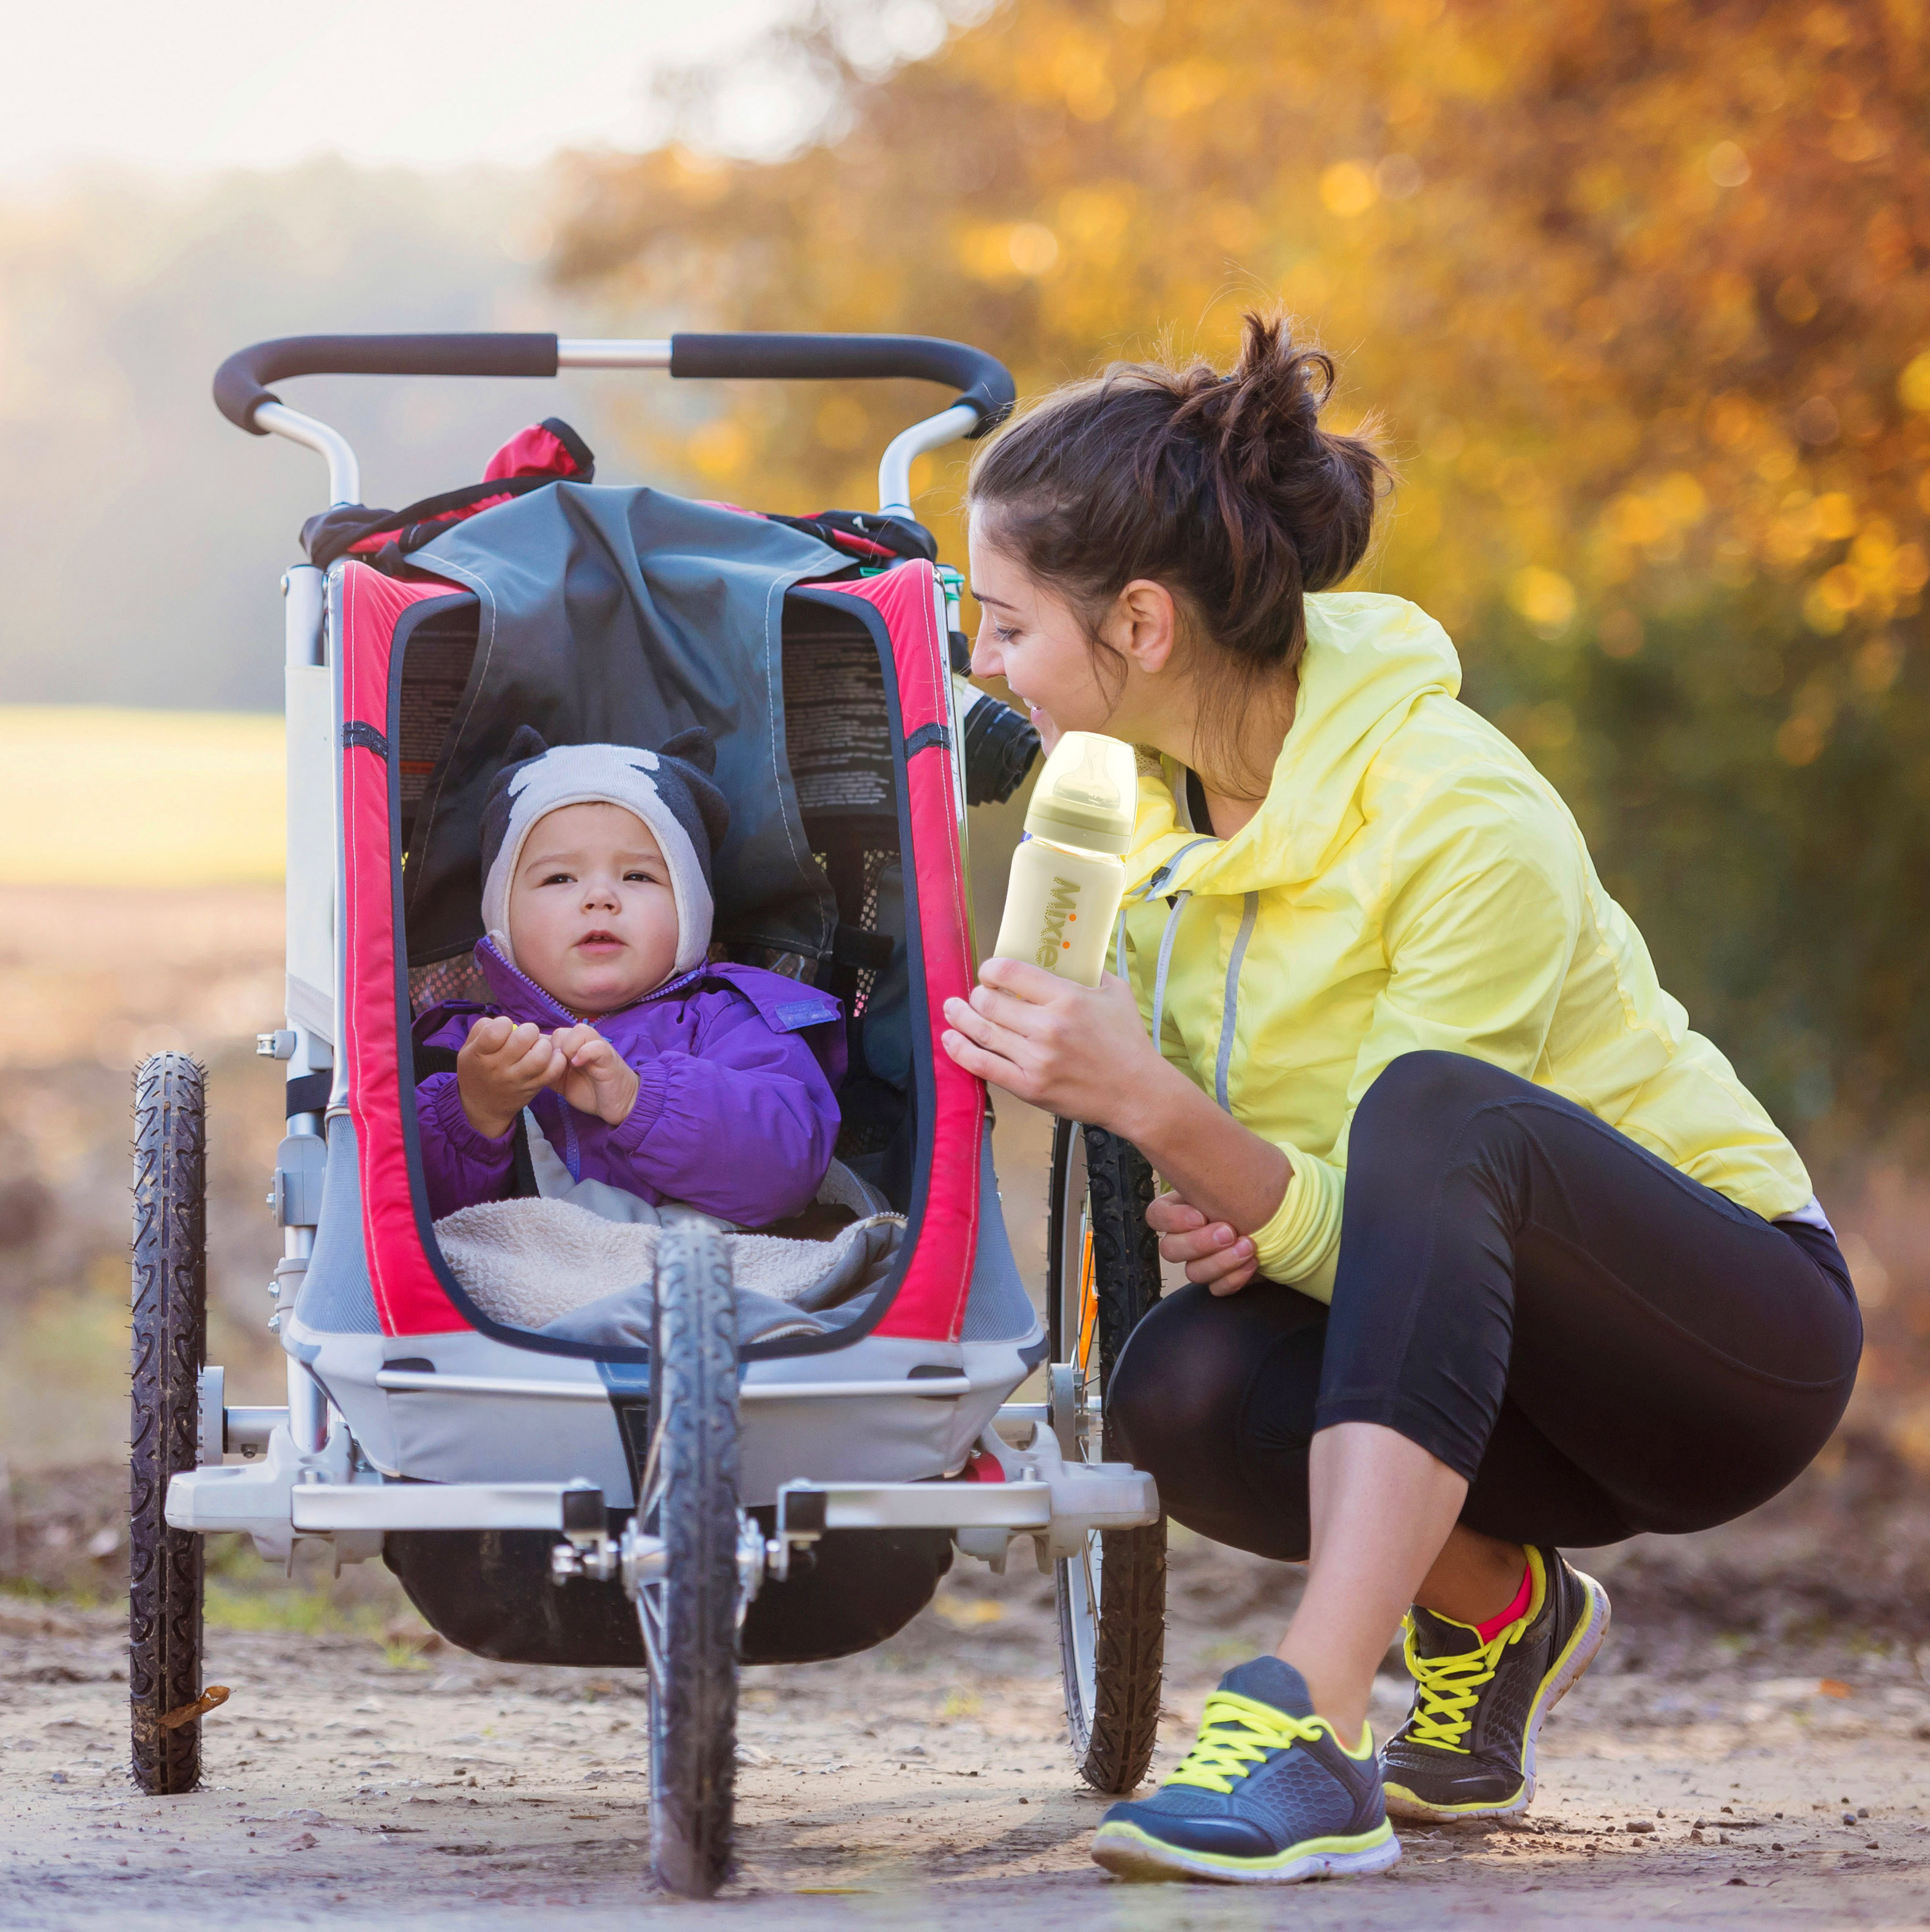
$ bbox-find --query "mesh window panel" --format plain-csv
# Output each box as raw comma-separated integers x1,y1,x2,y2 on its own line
852,846,895,1016
396,609,479,854
409,954,488,1015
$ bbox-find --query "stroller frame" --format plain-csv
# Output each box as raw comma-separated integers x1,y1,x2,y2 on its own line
133,331,1167,1895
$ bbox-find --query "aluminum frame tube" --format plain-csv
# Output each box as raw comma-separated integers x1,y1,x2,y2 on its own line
878,402,981,517
254,401,360,508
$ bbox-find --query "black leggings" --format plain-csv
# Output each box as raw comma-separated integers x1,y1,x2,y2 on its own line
1109,1051,1862,1555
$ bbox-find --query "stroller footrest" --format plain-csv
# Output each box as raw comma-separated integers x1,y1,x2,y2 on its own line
775,1457,1158,1544
289,1480,605,1534
778,1478,1051,1536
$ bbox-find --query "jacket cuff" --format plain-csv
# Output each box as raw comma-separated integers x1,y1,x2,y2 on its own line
1251,1149,1344,1305
428,1075,516,1160
608,1060,668,1155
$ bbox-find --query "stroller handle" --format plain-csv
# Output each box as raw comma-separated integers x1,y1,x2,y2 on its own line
214,330,1016,437
664,335,1015,436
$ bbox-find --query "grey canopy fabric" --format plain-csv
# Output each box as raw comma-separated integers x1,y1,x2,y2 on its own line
402,484,848,965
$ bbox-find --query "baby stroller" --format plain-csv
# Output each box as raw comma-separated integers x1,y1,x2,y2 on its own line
133,330,1168,1895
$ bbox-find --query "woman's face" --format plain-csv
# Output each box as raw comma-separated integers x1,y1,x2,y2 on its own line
966,517,1123,749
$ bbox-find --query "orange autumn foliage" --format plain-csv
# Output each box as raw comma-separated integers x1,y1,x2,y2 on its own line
553,0,1930,1136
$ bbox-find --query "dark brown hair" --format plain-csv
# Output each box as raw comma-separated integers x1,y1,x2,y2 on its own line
967,313,1391,787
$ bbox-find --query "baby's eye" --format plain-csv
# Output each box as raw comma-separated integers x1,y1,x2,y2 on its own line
541,871,575,886
624,870,657,884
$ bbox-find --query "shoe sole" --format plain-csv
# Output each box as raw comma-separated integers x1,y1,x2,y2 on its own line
1383,1568,1611,1824
1090,1819,1402,1885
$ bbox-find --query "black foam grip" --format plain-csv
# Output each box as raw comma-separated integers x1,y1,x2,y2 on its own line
669,333,1016,435
215,333,561,432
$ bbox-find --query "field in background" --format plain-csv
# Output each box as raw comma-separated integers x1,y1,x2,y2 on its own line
0,706,283,886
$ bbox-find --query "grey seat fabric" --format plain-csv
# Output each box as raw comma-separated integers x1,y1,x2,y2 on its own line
961,1125,1043,1345
292,1113,382,1336
403,485,846,966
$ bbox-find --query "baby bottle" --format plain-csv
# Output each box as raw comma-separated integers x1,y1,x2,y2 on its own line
993,731,1138,988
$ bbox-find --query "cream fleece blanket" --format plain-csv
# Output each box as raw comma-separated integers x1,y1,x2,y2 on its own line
433,1194,903,1335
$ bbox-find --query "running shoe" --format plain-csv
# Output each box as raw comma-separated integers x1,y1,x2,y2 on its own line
1380,1544,1610,1822
1090,1656,1401,1884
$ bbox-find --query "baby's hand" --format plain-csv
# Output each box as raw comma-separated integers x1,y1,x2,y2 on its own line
549,1024,642,1128
456,1016,561,1139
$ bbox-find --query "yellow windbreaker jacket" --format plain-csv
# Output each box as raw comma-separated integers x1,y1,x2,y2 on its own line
1118,591,1813,1303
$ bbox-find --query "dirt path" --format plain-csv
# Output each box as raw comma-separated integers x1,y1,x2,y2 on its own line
8,1528,1930,1930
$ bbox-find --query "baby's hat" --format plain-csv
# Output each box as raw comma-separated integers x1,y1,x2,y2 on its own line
479,725,731,977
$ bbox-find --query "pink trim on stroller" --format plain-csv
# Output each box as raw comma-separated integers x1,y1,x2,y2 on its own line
333,557,988,1345
821,566,981,1344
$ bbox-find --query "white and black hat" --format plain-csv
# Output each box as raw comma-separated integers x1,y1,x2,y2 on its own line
479,725,731,977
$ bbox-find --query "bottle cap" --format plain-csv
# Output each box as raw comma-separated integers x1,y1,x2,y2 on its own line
1022,731,1138,856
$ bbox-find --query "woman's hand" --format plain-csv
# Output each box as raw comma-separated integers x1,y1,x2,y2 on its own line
549,1023,643,1127
941,959,1180,1135
456,1017,561,1139
1148,1189,1260,1295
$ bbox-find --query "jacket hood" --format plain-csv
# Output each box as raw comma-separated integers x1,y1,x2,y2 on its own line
1125,593,1462,898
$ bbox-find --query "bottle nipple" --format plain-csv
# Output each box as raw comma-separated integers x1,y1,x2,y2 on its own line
1022,731,1137,856
1052,735,1123,812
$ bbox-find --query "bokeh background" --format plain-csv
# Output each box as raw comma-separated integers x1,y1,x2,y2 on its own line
6,0,1930,1578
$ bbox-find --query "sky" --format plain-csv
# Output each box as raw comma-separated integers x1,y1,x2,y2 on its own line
1,0,804,179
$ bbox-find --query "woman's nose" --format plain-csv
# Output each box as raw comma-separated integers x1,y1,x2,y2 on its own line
969,623,1003,681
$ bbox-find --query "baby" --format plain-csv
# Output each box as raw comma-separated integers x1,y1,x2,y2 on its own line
413,725,843,1226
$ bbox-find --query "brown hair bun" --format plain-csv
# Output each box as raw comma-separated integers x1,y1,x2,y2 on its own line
967,313,1390,768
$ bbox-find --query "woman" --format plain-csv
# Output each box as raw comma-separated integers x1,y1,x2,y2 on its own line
940,315,1859,1887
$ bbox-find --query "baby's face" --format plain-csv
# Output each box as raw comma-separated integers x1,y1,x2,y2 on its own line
507,802,680,1017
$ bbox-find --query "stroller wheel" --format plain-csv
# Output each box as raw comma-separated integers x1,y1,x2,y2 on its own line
1048,1120,1167,1797
638,1227,741,1898
128,1053,209,1797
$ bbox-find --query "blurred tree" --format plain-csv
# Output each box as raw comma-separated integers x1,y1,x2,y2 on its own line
552,0,1930,1142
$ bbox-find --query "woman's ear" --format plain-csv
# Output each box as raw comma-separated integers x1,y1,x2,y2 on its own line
1106,579,1180,676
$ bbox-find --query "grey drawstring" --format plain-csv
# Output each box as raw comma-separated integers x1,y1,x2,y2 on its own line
1148,891,1192,1052
1118,834,1221,1066
1215,892,1260,1111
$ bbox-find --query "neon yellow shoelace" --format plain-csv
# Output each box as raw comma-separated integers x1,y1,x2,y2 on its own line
1165,1690,1334,1794
1400,1615,1528,1752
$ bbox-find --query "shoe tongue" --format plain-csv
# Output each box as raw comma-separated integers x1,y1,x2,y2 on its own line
1216,1656,1315,1718
1409,1606,1484,1656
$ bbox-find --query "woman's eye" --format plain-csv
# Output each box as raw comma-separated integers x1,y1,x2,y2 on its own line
994,624,1020,645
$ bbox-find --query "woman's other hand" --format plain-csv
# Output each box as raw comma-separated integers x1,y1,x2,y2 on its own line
940,959,1179,1133
456,1016,561,1139
1148,1188,1260,1295
549,1023,643,1127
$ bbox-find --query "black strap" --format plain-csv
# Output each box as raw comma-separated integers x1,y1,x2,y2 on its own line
284,1071,331,1118
904,722,951,758
342,720,390,760
830,923,895,972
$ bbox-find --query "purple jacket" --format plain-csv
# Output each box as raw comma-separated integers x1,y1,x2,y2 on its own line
413,939,843,1225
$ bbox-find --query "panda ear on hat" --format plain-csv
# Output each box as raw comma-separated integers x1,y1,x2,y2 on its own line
499,724,550,768
658,725,717,776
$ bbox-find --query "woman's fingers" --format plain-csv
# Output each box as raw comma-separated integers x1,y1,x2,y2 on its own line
942,994,1030,1064
940,1027,1033,1098
1145,1191,1207,1235
1158,1223,1252,1269
1204,1257,1260,1297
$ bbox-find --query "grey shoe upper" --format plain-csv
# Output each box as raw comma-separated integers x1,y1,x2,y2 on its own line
1101,1657,1388,1858
1381,1545,1591,1808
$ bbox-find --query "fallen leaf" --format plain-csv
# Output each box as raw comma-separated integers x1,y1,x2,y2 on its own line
159,1686,230,1731
1819,1678,1852,1699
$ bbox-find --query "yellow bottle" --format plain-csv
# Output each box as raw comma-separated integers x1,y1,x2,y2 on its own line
992,732,1138,988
